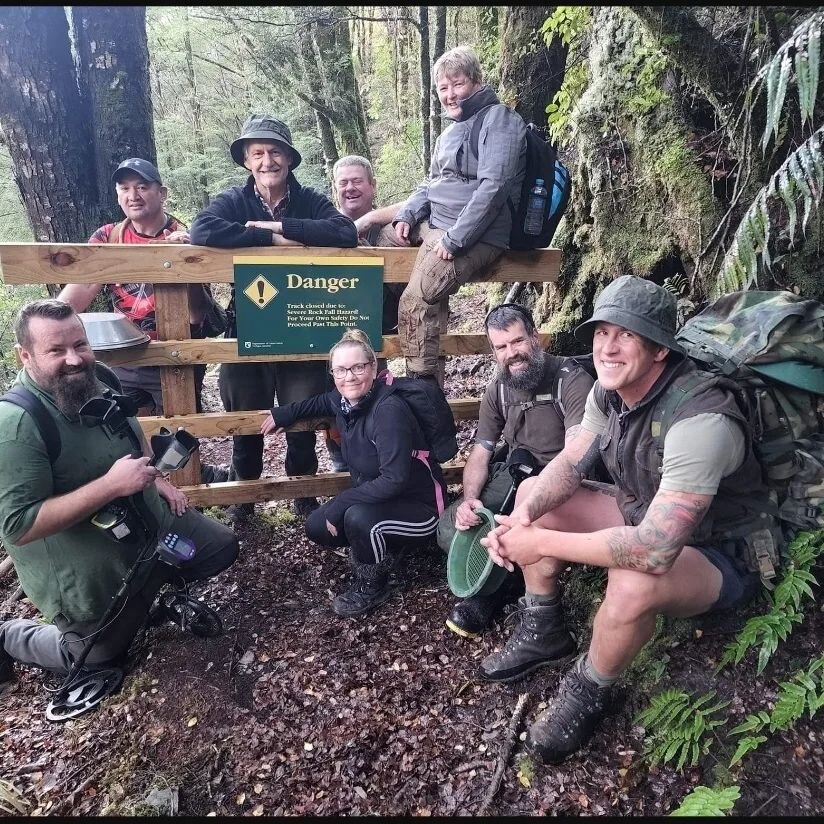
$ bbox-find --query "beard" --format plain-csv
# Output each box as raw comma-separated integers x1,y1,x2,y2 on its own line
42,364,99,416
498,346,547,392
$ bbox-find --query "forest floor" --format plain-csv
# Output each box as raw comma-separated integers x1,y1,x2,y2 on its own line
1,287,823,817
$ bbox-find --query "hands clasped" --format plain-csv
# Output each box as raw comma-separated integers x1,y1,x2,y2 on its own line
480,505,545,572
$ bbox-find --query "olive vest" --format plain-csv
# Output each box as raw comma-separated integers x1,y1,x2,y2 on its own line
594,357,779,568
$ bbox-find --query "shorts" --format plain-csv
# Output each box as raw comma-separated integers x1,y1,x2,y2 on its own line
696,545,760,612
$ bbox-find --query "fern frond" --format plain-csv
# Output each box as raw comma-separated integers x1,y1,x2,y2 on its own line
670,785,740,817
715,126,824,296
757,11,824,150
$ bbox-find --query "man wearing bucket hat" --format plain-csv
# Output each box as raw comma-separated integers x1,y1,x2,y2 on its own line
479,275,781,765
190,115,357,522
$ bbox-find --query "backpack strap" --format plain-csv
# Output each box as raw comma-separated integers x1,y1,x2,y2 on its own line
650,372,709,468
0,386,61,464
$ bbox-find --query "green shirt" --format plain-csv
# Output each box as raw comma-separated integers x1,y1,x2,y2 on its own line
0,369,174,623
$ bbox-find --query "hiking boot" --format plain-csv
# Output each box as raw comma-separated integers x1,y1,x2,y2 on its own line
225,502,254,524
526,657,612,764
200,463,230,484
479,596,576,682
333,560,392,617
293,496,320,517
446,572,524,639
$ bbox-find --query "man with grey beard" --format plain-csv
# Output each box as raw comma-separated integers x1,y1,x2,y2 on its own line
0,300,237,694
437,303,594,638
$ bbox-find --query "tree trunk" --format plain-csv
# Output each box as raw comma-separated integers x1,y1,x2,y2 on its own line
0,7,100,241
499,6,568,128
182,8,208,209
71,6,156,220
311,9,370,160
419,6,431,172
431,7,447,144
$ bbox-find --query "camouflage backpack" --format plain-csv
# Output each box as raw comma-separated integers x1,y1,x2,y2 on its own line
653,290,824,580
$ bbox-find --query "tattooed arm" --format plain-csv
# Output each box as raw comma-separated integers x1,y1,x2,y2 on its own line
482,426,601,566
488,486,713,572
519,425,602,523
604,488,712,572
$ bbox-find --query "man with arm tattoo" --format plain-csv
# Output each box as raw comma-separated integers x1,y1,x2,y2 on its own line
478,275,782,765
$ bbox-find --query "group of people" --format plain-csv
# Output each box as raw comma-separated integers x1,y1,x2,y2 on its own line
0,44,782,768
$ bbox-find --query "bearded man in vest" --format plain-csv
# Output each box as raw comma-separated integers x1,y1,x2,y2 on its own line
479,275,782,765
58,158,228,484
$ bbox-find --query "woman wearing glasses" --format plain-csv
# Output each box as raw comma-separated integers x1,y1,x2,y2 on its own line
261,329,446,617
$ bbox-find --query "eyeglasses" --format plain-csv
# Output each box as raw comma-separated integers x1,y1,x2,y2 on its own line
330,362,372,379
483,302,535,332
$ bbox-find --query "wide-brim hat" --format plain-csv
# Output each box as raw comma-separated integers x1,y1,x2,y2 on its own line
230,114,302,170
574,275,685,357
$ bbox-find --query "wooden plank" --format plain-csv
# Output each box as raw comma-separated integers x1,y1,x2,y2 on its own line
0,243,560,285
137,398,483,438
181,463,465,507
96,332,555,367
154,282,200,485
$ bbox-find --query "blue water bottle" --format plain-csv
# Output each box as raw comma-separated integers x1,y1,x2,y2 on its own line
523,177,548,236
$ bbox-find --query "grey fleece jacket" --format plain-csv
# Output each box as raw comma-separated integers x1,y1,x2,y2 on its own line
395,85,527,254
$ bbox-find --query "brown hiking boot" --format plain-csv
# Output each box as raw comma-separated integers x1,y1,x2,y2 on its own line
526,656,612,764
479,596,576,682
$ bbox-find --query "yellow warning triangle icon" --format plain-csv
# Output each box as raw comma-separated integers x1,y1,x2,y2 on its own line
243,275,279,309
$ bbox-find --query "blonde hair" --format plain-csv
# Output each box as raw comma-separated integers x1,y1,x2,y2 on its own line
433,46,483,86
328,328,376,368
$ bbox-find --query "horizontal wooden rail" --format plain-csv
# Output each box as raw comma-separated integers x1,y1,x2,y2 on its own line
100,332,554,367
138,398,482,438
0,243,560,285
181,463,465,507
0,241,557,501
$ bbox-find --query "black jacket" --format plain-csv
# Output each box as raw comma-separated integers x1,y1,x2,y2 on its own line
190,173,357,249
190,174,357,333
272,381,446,527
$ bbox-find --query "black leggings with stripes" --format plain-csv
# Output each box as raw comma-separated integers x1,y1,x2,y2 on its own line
305,497,439,564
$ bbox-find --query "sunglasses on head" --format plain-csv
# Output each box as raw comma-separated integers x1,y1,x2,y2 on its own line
483,302,535,333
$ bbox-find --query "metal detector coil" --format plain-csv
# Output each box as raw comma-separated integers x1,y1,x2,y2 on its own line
45,667,124,722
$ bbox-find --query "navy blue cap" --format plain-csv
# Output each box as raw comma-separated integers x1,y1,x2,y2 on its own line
112,158,163,185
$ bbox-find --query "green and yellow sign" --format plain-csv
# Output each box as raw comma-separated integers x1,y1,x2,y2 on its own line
234,256,384,356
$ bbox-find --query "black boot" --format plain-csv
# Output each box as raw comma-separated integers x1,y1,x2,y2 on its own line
333,559,392,617
479,596,576,682
526,656,612,764
446,572,524,639
0,653,16,697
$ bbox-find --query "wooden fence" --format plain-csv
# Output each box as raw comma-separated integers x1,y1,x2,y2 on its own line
0,243,559,506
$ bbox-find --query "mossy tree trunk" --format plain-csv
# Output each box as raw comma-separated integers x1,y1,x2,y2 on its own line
499,6,567,128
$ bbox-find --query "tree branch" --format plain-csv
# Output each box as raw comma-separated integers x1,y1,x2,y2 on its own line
629,6,742,116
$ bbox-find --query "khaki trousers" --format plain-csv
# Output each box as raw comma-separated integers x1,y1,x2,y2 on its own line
378,222,503,376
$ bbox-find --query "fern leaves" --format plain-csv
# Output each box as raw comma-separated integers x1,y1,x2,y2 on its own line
716,530,824,673
637,690,729,771
715,11,824,296
760,11,823,150
714,127,824,297
670,785,740,817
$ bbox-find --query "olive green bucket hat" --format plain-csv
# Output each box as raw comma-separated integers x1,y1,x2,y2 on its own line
230,114,302,170
574,275,686,357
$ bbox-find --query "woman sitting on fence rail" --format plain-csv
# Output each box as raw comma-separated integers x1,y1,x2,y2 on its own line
261,329,445,618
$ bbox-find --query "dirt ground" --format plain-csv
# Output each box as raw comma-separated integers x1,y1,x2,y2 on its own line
1,287,823,816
